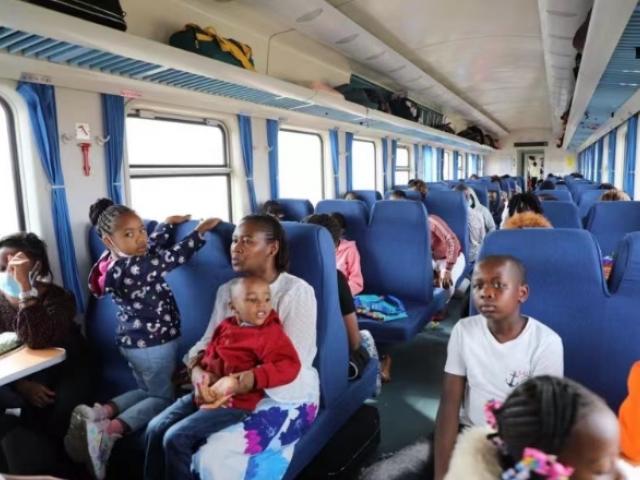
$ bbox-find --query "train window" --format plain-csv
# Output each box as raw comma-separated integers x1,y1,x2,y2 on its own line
278,129,324,204
443,151,452,180
0,98,22,238
458,153,465,178
126,116,231,221
351,139,376,190
602,136,609,182
615,124,627,189
394,145,410,185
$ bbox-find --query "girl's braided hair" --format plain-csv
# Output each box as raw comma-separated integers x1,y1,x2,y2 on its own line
89,198,135,238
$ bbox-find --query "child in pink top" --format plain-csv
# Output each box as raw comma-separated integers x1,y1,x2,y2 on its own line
331,213,364,296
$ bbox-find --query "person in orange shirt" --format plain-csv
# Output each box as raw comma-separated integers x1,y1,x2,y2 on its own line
620,361,640,464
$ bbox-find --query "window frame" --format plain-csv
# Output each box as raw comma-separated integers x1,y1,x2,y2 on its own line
0,96,25,232
277,128,326,201
351,137,377,191
394,144,411,185
125,112,232,221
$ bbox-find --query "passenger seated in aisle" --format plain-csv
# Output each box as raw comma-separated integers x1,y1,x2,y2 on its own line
467,187,496,234
620,361,640,466
343,191,363,201
408,179,427,200
389,190,465,299
601,189,631,201
500,193,544,228
187,214,319,480
144,276,301,480
503,212,552,229
330,212,364,296
301,214,380,387
0,233,92,476
64,199,221,479
453,184,485,262
446,376,635,479
261,200,285,220
433,255,563,480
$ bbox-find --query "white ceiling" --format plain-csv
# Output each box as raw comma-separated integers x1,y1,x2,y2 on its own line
326,0,550,132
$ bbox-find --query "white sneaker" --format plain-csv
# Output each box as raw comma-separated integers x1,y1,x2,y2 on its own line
64,404,109,464
85,420,119,480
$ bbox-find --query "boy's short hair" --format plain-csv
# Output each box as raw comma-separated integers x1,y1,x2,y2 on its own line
390,189,407,199
302,214,341,246
330,212,346,231
229,276,269,299
475,255,527,284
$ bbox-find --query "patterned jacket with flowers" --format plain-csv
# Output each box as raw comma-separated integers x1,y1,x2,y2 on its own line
89,223,205,348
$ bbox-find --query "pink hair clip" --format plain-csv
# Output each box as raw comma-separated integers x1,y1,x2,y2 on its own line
518,448,573,480
484,399,503,429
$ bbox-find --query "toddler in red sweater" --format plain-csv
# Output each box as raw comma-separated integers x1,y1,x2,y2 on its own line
144,276,301,479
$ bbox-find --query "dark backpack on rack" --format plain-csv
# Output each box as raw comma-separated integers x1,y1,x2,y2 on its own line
457,126,485,144
170,24,255,71
389,94,419,122
24,0,126,31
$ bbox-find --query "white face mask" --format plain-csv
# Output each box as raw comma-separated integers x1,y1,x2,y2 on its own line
104,237,131,259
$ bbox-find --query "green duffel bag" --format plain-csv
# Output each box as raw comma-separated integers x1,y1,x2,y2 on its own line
169,23,255,71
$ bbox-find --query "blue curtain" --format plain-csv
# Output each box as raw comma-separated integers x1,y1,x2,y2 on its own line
330,129,340,197
101,94,124,204
266,119,279,199
237,115,257,213
382,138,389,192
608,128,617,184
624,114,638,197
17,82,85,312
414,144,422,180
452,151,459,180
345,132,354,192
391,139,398,187
422,145,433,181
436,147,445,180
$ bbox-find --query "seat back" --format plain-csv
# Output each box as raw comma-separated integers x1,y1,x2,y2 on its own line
351,190,381,212
470,186,489,208
540,201,581,229
384,189,422,201
426,182,450,191
315,199,369,246
586,202,640,256
476,229,609,402
571,184,599,202
536,189,573,202
578,190,605,220
282,222,348,407
423,190,469,259
277,199,314,221
361,201,433,303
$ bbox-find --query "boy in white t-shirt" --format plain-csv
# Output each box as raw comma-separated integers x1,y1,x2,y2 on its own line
433,255,563,480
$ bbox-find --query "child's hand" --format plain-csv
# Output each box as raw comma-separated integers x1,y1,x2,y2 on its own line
165,215,191,225
199,393,233,410
195,218,222,235
210,375,239,397
441,270,453,289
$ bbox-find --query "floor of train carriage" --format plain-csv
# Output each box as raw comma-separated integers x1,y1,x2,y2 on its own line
365,295,466,461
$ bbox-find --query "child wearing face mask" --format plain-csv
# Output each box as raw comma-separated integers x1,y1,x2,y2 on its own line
63,198,220,479
144,276,301,480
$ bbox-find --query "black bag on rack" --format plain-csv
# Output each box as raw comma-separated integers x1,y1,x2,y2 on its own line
389,94,420,122
24,0,127,31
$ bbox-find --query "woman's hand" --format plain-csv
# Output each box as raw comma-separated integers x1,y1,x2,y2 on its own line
165,215,191,225
7,252,32,291
15,380,55,408
195,218,222,235
198,376,237,410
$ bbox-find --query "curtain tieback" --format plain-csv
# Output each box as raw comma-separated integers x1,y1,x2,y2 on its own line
51,184,65,190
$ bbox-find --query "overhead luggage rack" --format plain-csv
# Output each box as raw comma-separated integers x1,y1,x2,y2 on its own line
0,0,493,153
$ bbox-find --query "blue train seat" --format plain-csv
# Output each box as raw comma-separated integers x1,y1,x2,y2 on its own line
475,229,635,409
358,201,447,345
423,190,470,260
351,190,382,212
586,202,640,257
577,189,605,221
315,199,369,246
540,201,581,229
277,198,314,221
426,182,450,191
87,220,375,478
